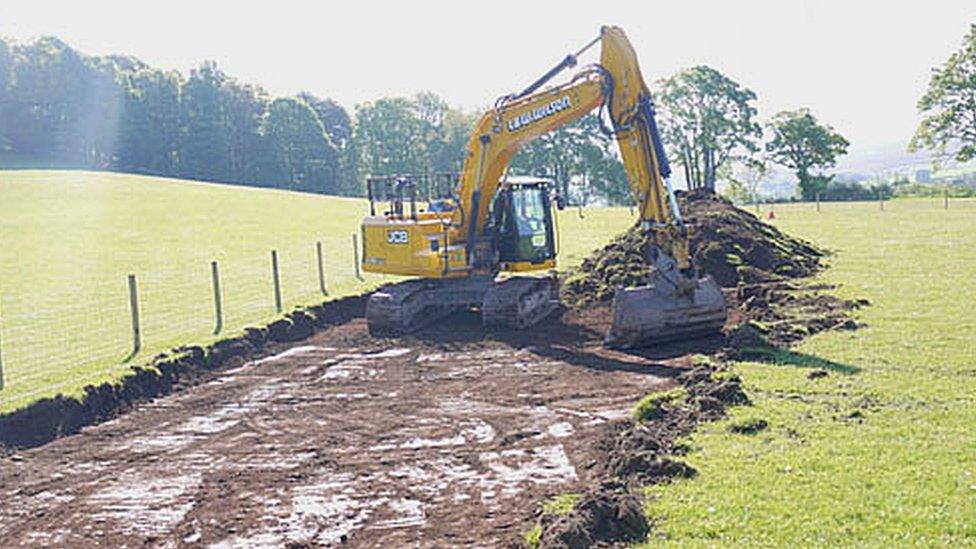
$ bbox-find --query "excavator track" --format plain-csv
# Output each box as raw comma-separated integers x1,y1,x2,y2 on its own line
482,276,559,330
366,277,490,336
366,276,558,335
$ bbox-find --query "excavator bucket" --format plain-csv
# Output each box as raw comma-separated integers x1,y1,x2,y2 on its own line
605,275,727,349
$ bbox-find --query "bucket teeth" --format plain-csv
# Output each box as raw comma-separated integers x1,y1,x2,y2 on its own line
605,275,727,349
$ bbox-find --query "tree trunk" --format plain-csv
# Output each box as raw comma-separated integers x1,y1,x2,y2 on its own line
704,147,715,193
681,148,692,190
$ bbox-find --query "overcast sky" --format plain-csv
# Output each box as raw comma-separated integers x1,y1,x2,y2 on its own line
2,0,974,172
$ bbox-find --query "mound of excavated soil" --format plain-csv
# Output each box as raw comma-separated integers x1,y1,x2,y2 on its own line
558,189,868,352
561,190,824,308
732,282,868,347
538,482,649,548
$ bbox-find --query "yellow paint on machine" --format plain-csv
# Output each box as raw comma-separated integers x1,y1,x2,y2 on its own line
361,214,469,278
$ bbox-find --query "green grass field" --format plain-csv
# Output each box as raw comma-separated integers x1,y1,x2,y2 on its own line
4,171,973,544
0,170,631,413
645,198,976,546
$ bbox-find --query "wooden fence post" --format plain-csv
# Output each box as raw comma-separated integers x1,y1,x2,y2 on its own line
316,241,328,296
0,296,5,391
211,261,223,334
127,274,141,360
352,233,364,281
271,250,283,313
879,191,885,211
945,187,949,210
816,192,821,212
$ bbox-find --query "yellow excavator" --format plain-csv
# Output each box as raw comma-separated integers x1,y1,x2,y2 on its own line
359,26,726,348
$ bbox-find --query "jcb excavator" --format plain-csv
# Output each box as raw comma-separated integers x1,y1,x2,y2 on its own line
359,26,726,348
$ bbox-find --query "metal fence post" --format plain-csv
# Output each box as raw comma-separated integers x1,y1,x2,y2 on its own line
211,261,223,334
271,250,283,313
127,274,141,360
316,241,328,296
352,233,364,281
816,192,821,212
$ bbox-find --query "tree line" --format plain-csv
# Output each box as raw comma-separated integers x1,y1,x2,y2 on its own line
0,35,854,202
0,37,475,196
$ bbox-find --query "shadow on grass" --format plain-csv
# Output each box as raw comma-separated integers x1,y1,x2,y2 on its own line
740,346,860,375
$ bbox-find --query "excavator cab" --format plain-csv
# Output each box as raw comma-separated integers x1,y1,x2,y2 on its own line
489,177,557,268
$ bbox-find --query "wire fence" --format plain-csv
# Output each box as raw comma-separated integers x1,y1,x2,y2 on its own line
0,235,378,411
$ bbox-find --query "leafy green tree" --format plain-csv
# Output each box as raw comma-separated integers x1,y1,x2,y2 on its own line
724,158,767,204
143,70,182,174
178,61,230,181
265,97,339,193
510,116,588,201
910,22,976,163
571,115,629,205
0,38,11,150
765,109,849,200
298,93,351,150
351,92,474,188
221,79,269,183
354,97,425,175
434,109,477,172
413,91,450,171
656,65,762,192
510,114,629,205
0,38,9,91
72,57,124,167
7,37,98,160
298,92,360,195
116,71,154,171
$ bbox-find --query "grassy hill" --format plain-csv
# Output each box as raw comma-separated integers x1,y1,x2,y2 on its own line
0,170,630,413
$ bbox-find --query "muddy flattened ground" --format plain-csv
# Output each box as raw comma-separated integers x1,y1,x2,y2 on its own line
0,314,698,547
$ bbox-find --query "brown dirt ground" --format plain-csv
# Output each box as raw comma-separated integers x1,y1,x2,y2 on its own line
0,193,862,547
0,311,718,548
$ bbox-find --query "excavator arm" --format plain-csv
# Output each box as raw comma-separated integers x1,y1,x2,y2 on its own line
452,26,691,271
